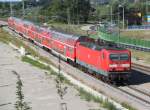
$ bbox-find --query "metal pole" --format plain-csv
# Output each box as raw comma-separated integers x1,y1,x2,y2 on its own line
22,0,25,18
118,6,120,43
123,6,125,29
77,0,79,25
10,1,13,16
67,8,70,25
111,6,113,24
146,0,148,15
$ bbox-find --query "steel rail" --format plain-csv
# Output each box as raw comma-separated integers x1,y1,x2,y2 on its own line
132,63,150,74
117,86,150,105
128,86,150,98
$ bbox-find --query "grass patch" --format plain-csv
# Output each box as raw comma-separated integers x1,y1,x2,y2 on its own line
22,56,51,71
0,30,38,56
77,87,102,102
102,99,117,110
122,102,136,110
39,55,55,66
121,30,150,41
0,30,13,43
130,49,150,64
21,56,70,85
13,71,31,110
77,88,118,110
48,22,87,36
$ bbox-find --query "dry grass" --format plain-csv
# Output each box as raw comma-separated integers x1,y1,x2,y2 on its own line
121,30,150,41
48,23,87,36
130,49,150,64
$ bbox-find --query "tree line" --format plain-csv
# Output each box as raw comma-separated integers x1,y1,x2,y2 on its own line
39,0,91,24
0,0,149,25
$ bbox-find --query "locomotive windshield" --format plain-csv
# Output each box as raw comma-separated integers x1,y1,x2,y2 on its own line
110,53,129,61
120,54,129,60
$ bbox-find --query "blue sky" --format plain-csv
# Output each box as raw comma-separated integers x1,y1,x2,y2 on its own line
0,0,22,2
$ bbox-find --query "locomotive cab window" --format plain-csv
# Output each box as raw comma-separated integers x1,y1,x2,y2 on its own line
110,54,119,60
120,54,129,60
110,53,129,61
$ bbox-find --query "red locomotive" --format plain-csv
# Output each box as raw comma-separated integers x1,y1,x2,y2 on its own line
8,17,131,82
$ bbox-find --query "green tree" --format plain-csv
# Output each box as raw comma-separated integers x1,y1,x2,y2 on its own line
39,0,91,23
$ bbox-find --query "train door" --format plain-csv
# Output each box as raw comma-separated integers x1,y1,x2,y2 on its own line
101,51,105,69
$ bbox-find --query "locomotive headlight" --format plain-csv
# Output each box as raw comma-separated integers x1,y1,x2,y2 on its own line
121,64,130,67
109,64,117,68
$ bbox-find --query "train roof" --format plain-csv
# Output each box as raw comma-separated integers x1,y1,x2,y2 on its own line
80,42,126,51
23,20,34,25
10,17,34,26
10,17,21,22
50,30,81,45
9,17,89,45
52,31,79,40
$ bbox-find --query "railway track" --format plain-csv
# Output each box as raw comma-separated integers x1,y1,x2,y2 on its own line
3,26,150,109
132,63,150,74
128,86,150,99
117,85,150,106
118,43,150,52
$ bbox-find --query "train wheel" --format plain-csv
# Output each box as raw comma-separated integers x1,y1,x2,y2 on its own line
95,74,101,79
91,72,96,77
101,76,106,82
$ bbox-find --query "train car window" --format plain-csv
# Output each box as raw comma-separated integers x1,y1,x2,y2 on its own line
42,37,45,42
120,54,129,60
32,31,35,35
25,30,28,35
24,24,28,28
68,47,73,54
48,39,51,44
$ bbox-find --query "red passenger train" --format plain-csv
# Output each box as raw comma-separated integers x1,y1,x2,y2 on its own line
8,17,131,82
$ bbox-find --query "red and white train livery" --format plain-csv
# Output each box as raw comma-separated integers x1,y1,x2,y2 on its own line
8,17,131,82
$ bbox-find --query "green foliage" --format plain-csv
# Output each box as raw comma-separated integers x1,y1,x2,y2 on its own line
55,73,68,99
39,0,91,23
102,99,117,110
78,88,103,102
94,0,147,25
122,102,136,110
0,30,12,44
22,56,51,70
96,5,110,21
13,71,31,110
0,30,38,56
77,87,118,110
